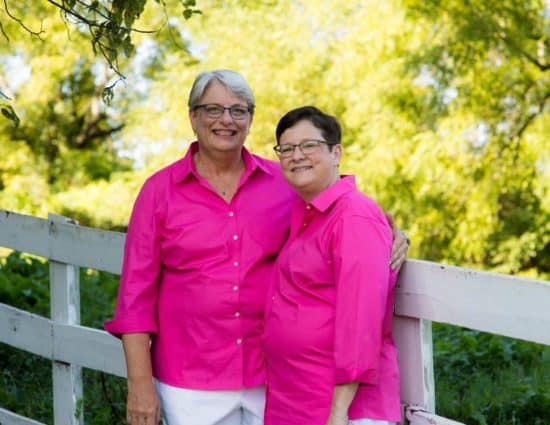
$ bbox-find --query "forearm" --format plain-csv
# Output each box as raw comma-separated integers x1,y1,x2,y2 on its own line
122,333,160,424
327,382,359,425
122,332,154,382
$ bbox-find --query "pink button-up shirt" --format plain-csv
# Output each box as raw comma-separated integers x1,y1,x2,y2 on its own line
263,176,401,424
104,142,295,390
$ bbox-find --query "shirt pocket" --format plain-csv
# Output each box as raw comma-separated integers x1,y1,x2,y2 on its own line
161,215,230,270
286,239,333,293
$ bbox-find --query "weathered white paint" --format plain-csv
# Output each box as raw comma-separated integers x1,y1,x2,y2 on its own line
395,260,550,345
46,217,124,274
406,406,466,425
0,209,124,274
0,304,125,377
0,408,46,425
54,324,126,378
393,317,435,412
0,303,53,358
49,214,83,425
0,210,50,257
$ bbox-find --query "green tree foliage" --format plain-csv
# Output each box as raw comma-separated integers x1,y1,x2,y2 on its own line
0,1,200,222
433,324,550,424
1,2,130,216
0,0,201,78
389,0,550,275
1,1,549,422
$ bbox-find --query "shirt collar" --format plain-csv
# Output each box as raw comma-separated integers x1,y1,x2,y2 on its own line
308,175,357,212
171,141,273,183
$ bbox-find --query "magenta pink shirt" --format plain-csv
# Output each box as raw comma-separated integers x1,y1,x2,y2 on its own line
104,142,295,390
263,176,401,424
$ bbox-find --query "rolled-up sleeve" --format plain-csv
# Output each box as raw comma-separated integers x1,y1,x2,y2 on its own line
104,179,162,337
331,215,392,385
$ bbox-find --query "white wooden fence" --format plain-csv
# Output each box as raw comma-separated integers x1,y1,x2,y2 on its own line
0,209,549,425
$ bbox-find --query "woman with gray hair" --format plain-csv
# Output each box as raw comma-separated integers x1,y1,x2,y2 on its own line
105,70,409,425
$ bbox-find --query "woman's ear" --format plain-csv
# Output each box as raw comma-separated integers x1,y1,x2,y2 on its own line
189,109,197,134
333,144,342,167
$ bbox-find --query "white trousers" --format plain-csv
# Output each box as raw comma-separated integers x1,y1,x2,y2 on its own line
155,381,265,425
155,380,395,425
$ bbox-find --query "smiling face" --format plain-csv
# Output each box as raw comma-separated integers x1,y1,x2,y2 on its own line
189,80,252,156
279,119,341,201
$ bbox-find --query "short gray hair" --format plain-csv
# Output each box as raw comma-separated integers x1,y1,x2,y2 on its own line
188,69,255,114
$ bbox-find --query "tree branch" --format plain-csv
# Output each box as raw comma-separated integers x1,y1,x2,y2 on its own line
74,112,124,147
517,48,550,71
74,122,125,147
46,0,156,34
514,90,550,140
0,89,12,100
499,32,550,72
74,0,110,21
0,18,9,41
3,0,45,39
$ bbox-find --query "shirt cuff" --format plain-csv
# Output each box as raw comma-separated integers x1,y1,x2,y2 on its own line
104,317,158,338
335,367,378,385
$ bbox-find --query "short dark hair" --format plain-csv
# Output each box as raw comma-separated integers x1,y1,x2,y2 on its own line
275,106,341,145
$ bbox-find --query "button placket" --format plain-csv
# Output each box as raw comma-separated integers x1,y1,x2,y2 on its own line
300,205,314,231
227,208,243,349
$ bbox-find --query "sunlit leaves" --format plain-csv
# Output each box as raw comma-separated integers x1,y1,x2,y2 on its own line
0,105,19,127
1,0,548,279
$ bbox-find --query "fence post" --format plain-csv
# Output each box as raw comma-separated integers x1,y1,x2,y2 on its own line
393,316,435,422
48,213,84,425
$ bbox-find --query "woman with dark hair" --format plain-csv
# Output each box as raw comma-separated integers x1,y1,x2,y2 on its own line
264,106,401,425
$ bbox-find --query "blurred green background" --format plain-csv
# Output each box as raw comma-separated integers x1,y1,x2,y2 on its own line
0,0,548,423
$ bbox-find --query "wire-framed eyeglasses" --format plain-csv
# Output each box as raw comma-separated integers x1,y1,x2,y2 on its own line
273,139,332,158
194,103,251,120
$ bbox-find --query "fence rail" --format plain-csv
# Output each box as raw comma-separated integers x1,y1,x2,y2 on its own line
1,209,549,425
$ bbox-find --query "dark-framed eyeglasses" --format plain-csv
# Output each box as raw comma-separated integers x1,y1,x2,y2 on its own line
273,139,332,158
194,103,251,120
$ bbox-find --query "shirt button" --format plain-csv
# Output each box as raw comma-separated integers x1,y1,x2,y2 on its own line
306,205,311,210
229,211,235,217
236,338,242,344
233,234,239,240
303,222,308,227
235,312,240,317
233,261,239,267
233,285,239,291
272,295,275,300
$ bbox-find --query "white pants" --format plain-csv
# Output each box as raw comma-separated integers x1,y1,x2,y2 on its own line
155,380,395,425
155,381,265,425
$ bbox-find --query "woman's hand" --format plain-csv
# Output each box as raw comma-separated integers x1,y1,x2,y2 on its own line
122,333,161,424
326,411,349,425
326,382,358,425
386,213,410,271
126,377,161,425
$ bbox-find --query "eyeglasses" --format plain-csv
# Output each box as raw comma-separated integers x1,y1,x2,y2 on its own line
273,139,332,158
194,103,251,120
